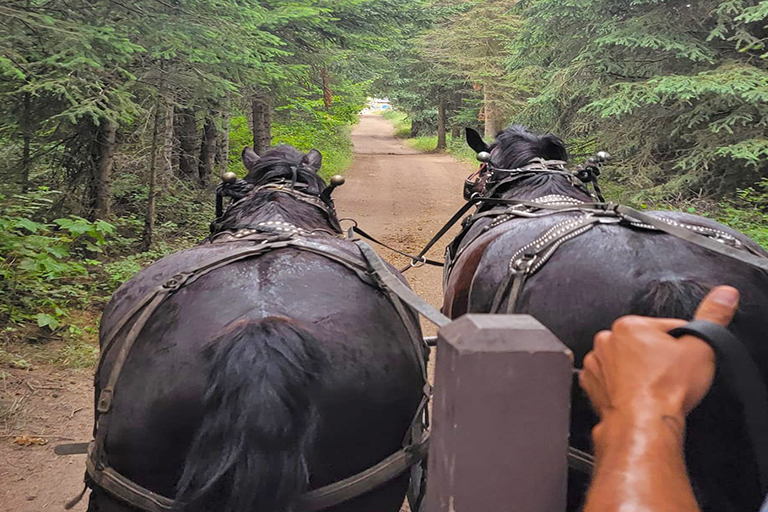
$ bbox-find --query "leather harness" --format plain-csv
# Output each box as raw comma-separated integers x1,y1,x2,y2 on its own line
61,184,452,512
446,195,764,315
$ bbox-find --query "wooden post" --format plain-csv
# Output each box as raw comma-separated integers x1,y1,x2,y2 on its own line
426,315,573,512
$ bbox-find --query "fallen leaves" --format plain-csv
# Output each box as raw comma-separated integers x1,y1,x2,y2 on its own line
13,435,48,447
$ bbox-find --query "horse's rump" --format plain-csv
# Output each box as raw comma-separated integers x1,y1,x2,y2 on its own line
94,238,424,508
448,211,768,511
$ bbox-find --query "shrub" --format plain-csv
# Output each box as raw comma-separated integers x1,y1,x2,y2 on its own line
0,189,114,331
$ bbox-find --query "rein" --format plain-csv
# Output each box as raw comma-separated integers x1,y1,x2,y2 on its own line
345,159,606,271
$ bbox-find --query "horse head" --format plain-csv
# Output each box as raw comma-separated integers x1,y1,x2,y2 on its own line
211,145,343,234
466,125,568,171
464,126,593,202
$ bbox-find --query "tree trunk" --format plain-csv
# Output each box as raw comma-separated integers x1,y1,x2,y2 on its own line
142,102,161,251
20,92,31,192
89,119,116,220
217,111,231,176
251,94,271,154
484,85,496,139
177,107,199,179
199,116,217,186
160,97,174,187
437,93,447,151
321,67,333,109
452,124,461,139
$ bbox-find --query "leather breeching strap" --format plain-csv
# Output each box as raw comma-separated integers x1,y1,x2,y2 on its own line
73,233,447,512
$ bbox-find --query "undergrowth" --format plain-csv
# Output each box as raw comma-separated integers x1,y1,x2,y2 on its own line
0,110,359,366
381,110,411,138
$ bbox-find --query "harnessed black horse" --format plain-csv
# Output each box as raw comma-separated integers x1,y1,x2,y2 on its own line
437,125,768,512
65,145,444,512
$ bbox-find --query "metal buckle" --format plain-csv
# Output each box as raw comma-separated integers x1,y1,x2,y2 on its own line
409,257,427,269
512,255,537,273
163,272,191,291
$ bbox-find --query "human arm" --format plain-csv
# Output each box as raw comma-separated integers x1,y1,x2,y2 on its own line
579,286,740,512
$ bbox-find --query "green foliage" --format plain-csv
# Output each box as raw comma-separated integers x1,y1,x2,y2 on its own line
404,134,476,161
381,111,412,138
504,0,768,198
715,178,768,248
228,91,363,180
381,0,768,250
0,189,114,331
273,94,363,179
0,0,428,358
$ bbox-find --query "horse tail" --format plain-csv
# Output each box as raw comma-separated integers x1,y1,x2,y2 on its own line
174,317,326,512
630,278,712,319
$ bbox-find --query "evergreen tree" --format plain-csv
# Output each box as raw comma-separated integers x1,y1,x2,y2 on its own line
507,0,768,196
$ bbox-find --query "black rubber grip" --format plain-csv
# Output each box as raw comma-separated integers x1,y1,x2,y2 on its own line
669,320,768,493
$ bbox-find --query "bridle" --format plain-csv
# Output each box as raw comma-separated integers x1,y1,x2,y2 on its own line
464,152,608,203
215,173,344,235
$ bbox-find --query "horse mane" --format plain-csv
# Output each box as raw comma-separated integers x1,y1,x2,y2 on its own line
492,124,568,170
245,145,327,196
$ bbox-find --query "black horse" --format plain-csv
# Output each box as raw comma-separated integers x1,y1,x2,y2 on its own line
88,145,424,512
443,125,768,512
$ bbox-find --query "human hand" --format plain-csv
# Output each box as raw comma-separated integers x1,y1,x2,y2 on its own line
579,286,739,425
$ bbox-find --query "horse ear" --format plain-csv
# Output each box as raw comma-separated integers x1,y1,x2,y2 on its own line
301,149,323,173
242,147,260,172
466,128,489,153
539,133,568,161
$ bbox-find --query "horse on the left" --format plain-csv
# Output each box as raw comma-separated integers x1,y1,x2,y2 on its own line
85,145,426,512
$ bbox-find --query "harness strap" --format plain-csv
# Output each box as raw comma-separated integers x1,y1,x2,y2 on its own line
351,226,444,270
86,449,174,512
614,205,768,272
416,198,610,270
505,273,527,315
296,436,430,512
82,435,432,512
669,320,768,493
353,240,452,512
489,216,605,314
567,446,595,476
355,240,451,328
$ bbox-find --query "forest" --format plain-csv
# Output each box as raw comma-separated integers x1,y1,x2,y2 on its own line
1,0,767,351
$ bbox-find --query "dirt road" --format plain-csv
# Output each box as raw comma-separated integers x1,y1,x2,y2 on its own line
0,114,470,511
336,114,468,334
